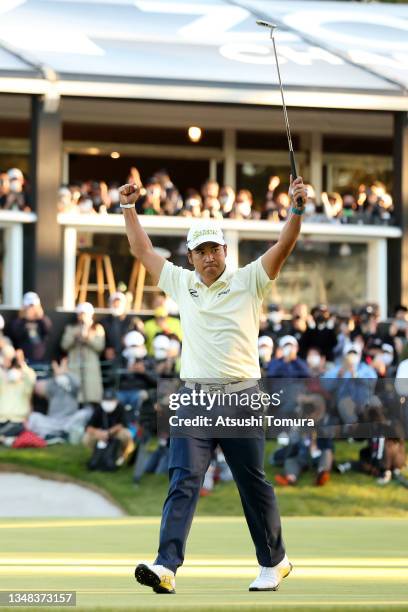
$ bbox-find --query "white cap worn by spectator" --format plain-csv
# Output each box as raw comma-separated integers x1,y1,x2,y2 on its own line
258,336,273,349
153,334,170,360
124,331,145,348
278,335,298,349
7,168,24,181
0,314,4,330
186,222,225,251
76,302,94,316
109,291,127,305
23,292,40,308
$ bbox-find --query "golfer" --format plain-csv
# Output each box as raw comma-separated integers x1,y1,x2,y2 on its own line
119,176,307,594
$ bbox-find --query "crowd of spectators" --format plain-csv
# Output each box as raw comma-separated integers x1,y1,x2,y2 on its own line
0,291,407,490
58,166,395,225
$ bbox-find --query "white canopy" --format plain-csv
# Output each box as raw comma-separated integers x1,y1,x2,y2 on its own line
0,0,407,110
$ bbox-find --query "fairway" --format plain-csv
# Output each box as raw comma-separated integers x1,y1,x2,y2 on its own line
0,517,407,611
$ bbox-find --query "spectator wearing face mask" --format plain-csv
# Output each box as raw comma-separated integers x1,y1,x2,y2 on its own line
267,335,310,379
144,307,182,356
230,189,253,220
322,341,377,426
265,304,287,346
202,195,223,220
258,336,274,374
60,302,105,405
136,177,162,216
28,358,91,443
299,305,337,362
7,292,52,366
83,389,134,467
306,347,327,377
2,168,30,211
77,195,96,214
117,331,157,416
180,190,202,218
219,186,235,217
0,346,36,440
367,342,396,378
153,334,180,377
57,187,77,214
100,292,134,361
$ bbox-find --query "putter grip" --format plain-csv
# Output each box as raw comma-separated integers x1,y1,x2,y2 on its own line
289,150,303,207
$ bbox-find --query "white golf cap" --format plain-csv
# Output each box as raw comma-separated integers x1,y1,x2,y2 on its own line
278,335,298,348
258,335,273,349
109,291,126,304
7,167,23,181
23,292,40,307
76,302,94,316
382,343,394,355
124,330,145,347
186,222,225,251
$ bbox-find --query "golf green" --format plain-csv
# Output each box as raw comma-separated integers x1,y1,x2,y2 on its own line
0,517,407,611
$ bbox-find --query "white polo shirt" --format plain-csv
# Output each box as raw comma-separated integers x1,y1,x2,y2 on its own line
158,257,273,380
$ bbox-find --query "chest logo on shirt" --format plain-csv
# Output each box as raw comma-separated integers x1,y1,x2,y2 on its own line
217,288,230,297
189,289,199,298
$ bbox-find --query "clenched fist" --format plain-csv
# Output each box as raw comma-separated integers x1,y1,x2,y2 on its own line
119,182,142,206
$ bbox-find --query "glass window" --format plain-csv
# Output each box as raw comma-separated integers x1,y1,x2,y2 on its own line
239,239,367,311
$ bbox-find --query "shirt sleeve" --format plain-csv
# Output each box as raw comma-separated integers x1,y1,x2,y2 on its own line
240,257,274,301
157,260,186,303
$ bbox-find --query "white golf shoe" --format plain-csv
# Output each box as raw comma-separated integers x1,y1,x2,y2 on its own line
135,563,176,594
249,555,293,591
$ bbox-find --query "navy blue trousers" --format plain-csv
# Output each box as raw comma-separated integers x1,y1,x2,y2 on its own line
154,434,286,573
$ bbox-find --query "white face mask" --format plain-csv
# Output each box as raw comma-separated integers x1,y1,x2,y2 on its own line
305,202,316,215
347,353,360,367
282,345,294,359
307,354,321,369
237,202,251,218
123,346,147,362
112,304,125,317
101,400,118,413
382,353,393,367
79,199,93,213
108,189,120,204
268,312,281,325
9,179,22,193
7,368,22,383
259,347,272,363
154,348,168,361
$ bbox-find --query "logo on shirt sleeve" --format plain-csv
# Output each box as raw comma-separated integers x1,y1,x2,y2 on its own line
189,289,199,298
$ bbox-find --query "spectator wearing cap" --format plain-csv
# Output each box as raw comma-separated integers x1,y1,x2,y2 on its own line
266,335,310,379
100,292,135,361
219,186,235,217
0,346,36,440
83,388,134,467
152,334,180,377
60,303,105,405
117,331,157,416
144,307,182,356
258,336,273,374
7,292,52,365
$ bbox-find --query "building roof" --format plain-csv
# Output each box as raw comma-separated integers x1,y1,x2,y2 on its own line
0,0,407,110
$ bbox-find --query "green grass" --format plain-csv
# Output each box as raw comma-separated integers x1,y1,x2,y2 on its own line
0,441,407,516
0,517,407,611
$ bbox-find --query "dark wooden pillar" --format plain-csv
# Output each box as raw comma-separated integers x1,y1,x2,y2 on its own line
30,95,62,309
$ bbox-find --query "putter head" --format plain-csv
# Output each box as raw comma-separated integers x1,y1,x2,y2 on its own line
256,20,277,30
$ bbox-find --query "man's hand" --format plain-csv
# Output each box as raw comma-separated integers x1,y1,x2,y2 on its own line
289,175,307,208
119,183,141,206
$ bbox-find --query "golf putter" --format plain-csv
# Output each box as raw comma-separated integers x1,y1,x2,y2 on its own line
257,20,303,207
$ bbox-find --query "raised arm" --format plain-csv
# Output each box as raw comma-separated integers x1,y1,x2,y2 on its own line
119,182,166,285
261,176,307,280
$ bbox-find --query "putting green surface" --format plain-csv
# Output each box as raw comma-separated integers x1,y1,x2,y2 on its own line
0,517,407,611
